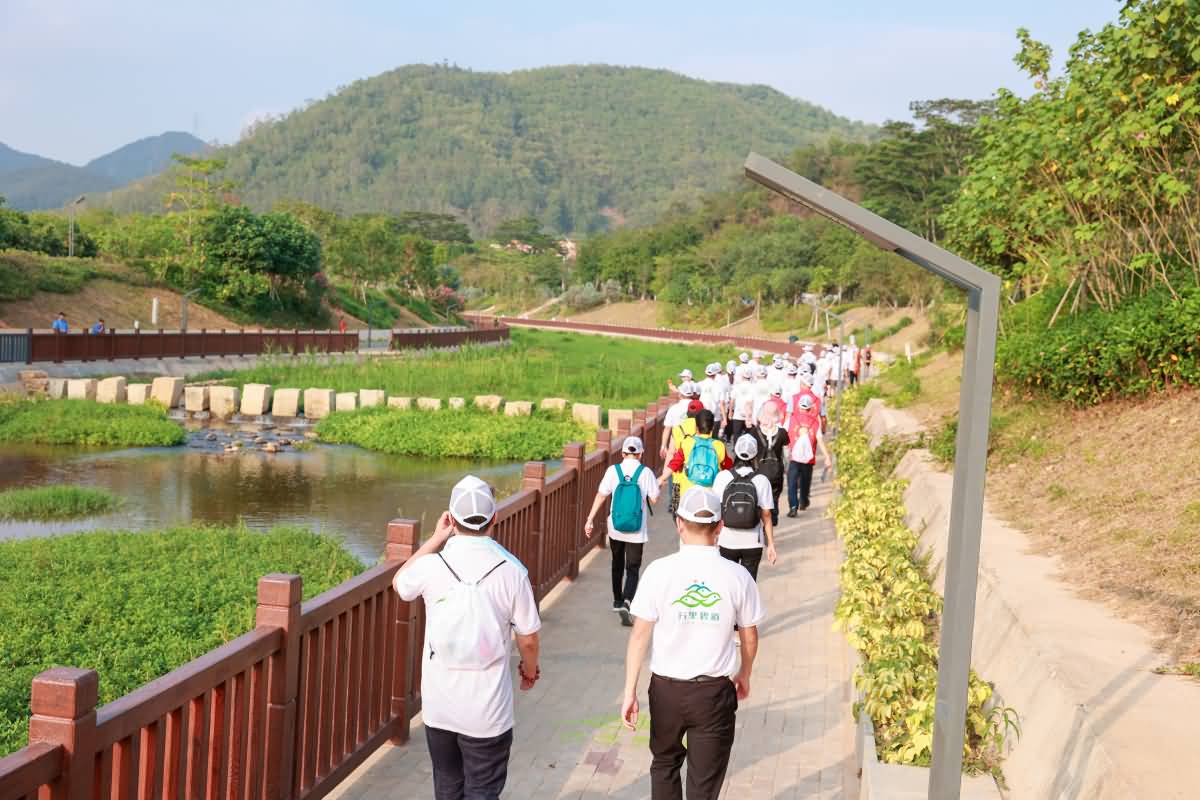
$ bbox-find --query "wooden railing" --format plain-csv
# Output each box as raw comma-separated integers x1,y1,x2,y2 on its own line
0,399,670,800
388,326,509,350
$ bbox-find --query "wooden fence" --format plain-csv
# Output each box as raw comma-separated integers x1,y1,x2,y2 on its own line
0,401,668,800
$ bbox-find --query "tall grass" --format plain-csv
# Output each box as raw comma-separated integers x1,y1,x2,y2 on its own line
0,525,363,755
198,328,733,407
0,485,120,520
0,399,185,447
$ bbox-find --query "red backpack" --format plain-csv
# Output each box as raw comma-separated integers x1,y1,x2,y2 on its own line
788,411,819,465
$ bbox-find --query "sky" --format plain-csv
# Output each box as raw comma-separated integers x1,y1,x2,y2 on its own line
1,0,1121,165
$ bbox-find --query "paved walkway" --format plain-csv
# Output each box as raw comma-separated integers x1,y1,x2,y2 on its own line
330,476,857,799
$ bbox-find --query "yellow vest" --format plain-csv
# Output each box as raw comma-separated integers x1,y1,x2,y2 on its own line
673,433,726,496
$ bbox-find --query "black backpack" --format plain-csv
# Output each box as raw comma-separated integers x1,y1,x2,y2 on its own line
721,471,760,529
756,430,784,484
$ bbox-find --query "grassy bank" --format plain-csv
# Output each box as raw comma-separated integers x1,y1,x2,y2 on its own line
0,399,184,448
0,525,363,756
0,485,120,520
198,328,733,408
316,407,593,461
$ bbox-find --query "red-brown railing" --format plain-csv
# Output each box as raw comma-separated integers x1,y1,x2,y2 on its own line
388,326,509,350
0,399,670,800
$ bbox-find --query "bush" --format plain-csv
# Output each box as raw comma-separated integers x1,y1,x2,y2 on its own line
0,486,120,520
997,287,1200,405
0,399,185,447
0,525,363,756
832,391,1016,776
316,407,594,461
562,283,604,311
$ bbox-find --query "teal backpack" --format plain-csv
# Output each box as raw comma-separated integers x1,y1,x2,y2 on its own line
611,464,647,532
686,437,719,487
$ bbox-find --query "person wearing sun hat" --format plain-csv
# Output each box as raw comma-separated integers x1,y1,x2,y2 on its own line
666,367,694,398
620,486,765,799
392,476,542,799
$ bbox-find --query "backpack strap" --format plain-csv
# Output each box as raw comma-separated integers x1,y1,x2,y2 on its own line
437,553,463,583
630,464,646,484
477,560,508,584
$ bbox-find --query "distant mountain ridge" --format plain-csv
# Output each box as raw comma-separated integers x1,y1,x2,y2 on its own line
0,132,206,210
101,64,876,233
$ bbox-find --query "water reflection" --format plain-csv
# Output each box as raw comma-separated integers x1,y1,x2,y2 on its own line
0,438,537,563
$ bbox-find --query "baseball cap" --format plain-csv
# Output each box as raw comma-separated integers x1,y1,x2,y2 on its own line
738,352,750,363
687,399,705,414
756,365,769,377
678,368,694,380
676,486,722,524
772,356,784,367
622,435,644,455
787,364,799,375
797,395,815,410
449,475,497,530
752,350,764,359
705,363,720,376
733,434,759,460
679,381,697,397
726,360,738,372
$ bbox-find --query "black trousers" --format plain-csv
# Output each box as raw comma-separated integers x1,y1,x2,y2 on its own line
769,480,783,526
648,674,738,800
787,461,815,511
425,726,513,800
609,539,644,605
719,546,762,581
724,419,746,445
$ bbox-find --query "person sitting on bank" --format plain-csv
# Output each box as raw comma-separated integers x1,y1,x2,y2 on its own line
392,476,542,800
621,486,766,800
51,312,68,333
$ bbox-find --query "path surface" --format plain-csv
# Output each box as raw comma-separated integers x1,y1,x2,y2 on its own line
329,477,857,799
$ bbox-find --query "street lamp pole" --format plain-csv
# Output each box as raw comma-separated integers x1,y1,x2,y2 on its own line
67,195,86,257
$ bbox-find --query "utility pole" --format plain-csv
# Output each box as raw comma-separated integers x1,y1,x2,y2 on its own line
67,195,85,257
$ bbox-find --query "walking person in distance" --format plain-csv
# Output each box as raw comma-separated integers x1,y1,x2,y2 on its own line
392,476,542,800
786,395,833,516
713,434,778,580
621,487,765,800
584,435,661,626
751,405,788,527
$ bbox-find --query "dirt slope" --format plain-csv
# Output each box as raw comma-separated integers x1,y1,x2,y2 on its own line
0,280,240,330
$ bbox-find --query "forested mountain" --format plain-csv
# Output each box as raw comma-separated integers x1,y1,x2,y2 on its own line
85,131,207,184
101,64,875,233
0,142,57,174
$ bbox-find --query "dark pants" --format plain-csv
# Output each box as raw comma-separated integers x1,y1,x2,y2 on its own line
769,480,783,526
787,461,815,511
425,726,513,800
724,419,746,446
848,369,858,386
610,539,644,605
648,674,738,800
719,546,762,581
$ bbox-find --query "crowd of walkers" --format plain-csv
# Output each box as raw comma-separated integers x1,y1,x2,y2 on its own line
393,341,859,799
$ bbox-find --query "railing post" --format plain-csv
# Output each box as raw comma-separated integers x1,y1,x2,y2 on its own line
293,329,300,355
25,327,33,365
107,329,115,361
239,328,245,358
645,401,660,472
199,328,206,359
522,462,547,598
256,574,302,800
562,442,586,580
386,518,420,744
614,415,631,443
28,667,98,800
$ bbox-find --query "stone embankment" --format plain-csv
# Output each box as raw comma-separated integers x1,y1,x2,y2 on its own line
19,369,626,430
862,399,1200,800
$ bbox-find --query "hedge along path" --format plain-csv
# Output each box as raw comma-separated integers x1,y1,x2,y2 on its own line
324,474,858,799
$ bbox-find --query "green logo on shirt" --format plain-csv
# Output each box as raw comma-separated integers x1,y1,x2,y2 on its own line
672,583,722,609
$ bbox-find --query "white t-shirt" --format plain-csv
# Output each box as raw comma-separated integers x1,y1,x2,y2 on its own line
663,399,691,431
712,467,773,550
698,377,722,422
393,536,541,738
715,373,732,405
731,382,756,422
630,544,766,680
597,458,660,543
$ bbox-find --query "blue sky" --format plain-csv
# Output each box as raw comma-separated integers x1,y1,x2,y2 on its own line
1,0,1120,165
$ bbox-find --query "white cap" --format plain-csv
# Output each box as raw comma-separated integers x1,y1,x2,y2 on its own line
738,352,750,363
676,486,722,524
679,381,698,397
737,365,754,381
803,344,814,352
772,356,784,367
756,365,769,377
449,475,497,530
752,350,764,359
622,435,644,455
786,364,799,375
726,360,738,372
797,394,815,410
678,368,693,380
733,434,759,460
771,386,783,396
705,363,720,376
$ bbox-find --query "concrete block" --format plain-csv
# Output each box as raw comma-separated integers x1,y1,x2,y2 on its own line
417,397,442,411
572,402,602,428
150,376,184,408
608,409,634,430
272,388,301,417
540,397,568,412
303,389,335,420
240,383,273,416
47,378,68,399
67,379,97,401
387,396,412,410
359,389,385,408
127,384,150,405
335,392,358,412
504,401,533,417
209,386,240,419
448,397,465,410
95,377,127,404
184,386,209,413
474,394,503,412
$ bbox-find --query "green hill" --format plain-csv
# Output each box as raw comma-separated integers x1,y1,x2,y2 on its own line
99,64,875,233
84,131,207,184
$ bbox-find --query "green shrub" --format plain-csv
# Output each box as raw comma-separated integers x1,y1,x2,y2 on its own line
997,286,1200,406
0,525,363,755
316,407,594,460
0,485,120,520
833,390,1016,776
0,399,185,447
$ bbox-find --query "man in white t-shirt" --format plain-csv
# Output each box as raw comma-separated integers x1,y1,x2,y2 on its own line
584,436,661,625
725,367,756,445
712,435,777,581
393,476,542,800
717,360,736,439
621,487,765,799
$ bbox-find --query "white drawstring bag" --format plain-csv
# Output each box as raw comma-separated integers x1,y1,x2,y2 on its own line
427,554,510,670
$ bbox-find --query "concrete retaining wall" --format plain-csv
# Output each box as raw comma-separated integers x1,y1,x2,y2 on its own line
864,401,1200,799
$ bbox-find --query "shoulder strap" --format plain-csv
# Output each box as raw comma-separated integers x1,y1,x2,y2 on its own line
437,553,463,583
619,463,639,485
631,464,646,483
478,560,508,584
